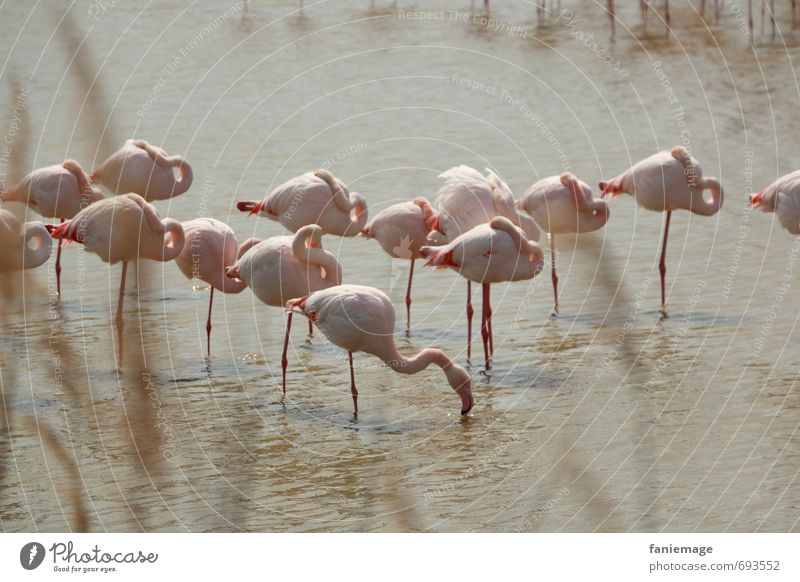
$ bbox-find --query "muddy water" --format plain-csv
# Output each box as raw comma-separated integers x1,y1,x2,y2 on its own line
1,0,799,532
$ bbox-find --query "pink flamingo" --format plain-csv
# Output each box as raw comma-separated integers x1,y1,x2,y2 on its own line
749,170,800,233
0,208,52,273
236,169,368,237
1,160,103,295
516,172,610,314
91,139,193,201
600,146,724,317
421,216,544,370
287,284,473,416
225,224,342,398
361,197,436,332
51,194,185,368
174,218,259,356
428,165,540,363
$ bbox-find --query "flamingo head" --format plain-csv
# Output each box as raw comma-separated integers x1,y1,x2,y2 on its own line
749,191,770,210
236,199,266,216
225,264,240,280
446,364,473,416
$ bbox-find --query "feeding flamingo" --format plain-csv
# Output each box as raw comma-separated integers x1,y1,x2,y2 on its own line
516,172,610,314
749,170,800,233
51,194,185,368
287,284,473,416
1,160,103,295
225,224,342,398
428,165,540,363
600,146,724,317
174,218,260,356
421,216,545,370
361,197,436,332
0,208,52,273
236,169,368,237
91,139,193,201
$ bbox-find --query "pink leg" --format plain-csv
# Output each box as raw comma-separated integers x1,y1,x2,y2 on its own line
466,280,474,364
206,287,214,356
659,211,672,319
405,258,414,333
486,283,494,362
282,310,293,400
481,283,491,370
550,233,559,315
349,351,358,416
115,260,128,369
55,218,64,296
308,318,313,337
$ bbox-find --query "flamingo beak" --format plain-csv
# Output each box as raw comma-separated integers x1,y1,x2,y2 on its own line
749,192,764,208
236,199,264,215
459,384,474,416
225,265,240,279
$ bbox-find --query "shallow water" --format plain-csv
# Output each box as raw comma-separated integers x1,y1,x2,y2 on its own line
1,0,799,532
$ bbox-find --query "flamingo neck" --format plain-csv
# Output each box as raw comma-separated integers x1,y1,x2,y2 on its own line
161,219,185,261
692,178,724,216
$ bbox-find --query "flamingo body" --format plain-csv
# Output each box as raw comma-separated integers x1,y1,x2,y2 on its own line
362,197,434,259
0,208,52,272
92,139,193,201
237,169,367,237
517,172,609,234
175,218,250,293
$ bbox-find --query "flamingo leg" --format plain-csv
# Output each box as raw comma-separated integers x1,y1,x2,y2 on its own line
308,318,313,337
485,0,490,14
206,287,214,356
55,218,64,297
349,351,358,416
282,310,293,400
608,0,616,39
550,233,559,315
405,258,414,333
481,283,492,370
659,211,672,319
487,283,494,362
115,260,128,369
466,280,474,363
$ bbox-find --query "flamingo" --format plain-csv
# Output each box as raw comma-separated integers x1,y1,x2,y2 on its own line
420,216,545,370
361,197,436,332
91,139,193,201
428,165,540,363
287,284,474,416
225,224,342,398
749,170,800,233
1,160,103,295
516,172,610,314
236,169,368,237
50,194,185,368
0,208,52,273
174,218,260,356
600,146,724,317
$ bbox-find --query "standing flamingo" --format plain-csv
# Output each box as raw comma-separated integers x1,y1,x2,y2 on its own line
174,218,260,356
237,169,368,237
287,284,473,416
0,208,52,273
225,224,342,398
361,197,436,332
51,194,185,368
749,170,800,233
428,165,540,363
421,217,545,370
91,139,193,201
516,172,610,314
1,160,103,295
600,146,724,317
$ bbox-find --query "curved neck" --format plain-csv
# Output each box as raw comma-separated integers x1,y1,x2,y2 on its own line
346,193,369,234
691,178,724,216
490,217,544,263
382,347,468,393
161,219,185,261
22,222,52,270
171,159,193,195
292,226,342,284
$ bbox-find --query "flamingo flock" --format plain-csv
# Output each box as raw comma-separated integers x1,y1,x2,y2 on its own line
11,134,800,418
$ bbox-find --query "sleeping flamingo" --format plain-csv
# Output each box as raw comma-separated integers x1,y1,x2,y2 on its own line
749,170,800,233
600,146,724,317
236,169,368,237
421,216,544,370
361,197,436,332
516,172,610,314
225,224,342,398
428,165,540,362
51,194,185,368
287,284,474,416
91,139,193,201
1,160,103,295
0,208,52,273
174,218,259,356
